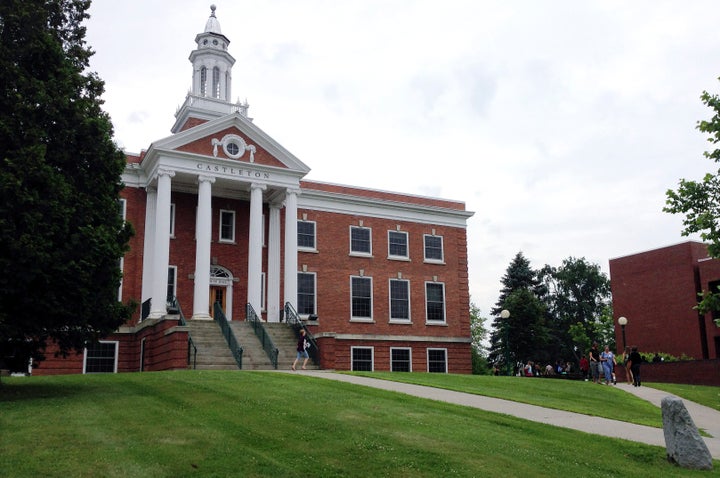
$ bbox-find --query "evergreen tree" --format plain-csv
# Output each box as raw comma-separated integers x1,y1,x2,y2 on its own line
0,0,134,367
488,252,549,369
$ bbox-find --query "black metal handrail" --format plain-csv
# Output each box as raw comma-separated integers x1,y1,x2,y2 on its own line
246,304,279,369
284,302,319,364
213,302,243,369
169,296,197,370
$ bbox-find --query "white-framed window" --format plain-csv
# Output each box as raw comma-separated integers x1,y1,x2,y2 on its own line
166,266,177,303
427,348,447,373
219,209,236,243
350,226,372,256
389,278,410,322
212,66,220,98
298,220,316,251
425,282,446,323
388,230,408,260
351,276,372,321
424,234,444,263
391,347,412,372
169,203,176,238
297,272,316,316
83,341,119,373
200,66,207,96
351,346,374,371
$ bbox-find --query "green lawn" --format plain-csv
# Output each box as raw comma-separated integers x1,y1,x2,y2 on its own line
0,371,717,477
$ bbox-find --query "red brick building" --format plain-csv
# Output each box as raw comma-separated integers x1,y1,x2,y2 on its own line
33,6,474,375
609,241,720,360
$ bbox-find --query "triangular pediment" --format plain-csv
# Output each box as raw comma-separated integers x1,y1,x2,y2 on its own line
147,112,311,174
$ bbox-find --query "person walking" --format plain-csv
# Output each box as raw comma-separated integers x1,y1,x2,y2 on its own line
622,346,633,385
588,342,601,384
292,329,310,371
600,345,615,385
627,346,642,387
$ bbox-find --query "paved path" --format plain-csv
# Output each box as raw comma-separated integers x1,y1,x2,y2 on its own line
296,371,720,460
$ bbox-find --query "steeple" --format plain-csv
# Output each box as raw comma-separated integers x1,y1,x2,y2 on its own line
172,5,249,133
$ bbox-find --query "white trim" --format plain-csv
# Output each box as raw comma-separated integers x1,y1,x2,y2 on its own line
351,346,374,371
350,275,373,321
425,281,446,324
349,225,372,256
390,347,412,372
423,233,445,264
219,209,236,243
427,348,448,373
387,230,409,260
388,278,411,323
83,341,119,374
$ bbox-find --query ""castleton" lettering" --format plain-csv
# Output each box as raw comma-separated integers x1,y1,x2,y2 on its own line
196,163,270,179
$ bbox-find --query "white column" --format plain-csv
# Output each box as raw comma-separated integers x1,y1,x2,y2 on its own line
141,186,157,307
192,175,215,320
283,188,300,312
149,169,175,318
247,183,266,317
267,202,281,322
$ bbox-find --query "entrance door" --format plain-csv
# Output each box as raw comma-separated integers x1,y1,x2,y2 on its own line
210,286,226,319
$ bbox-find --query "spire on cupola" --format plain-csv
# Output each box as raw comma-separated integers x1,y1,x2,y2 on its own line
172,5,250,133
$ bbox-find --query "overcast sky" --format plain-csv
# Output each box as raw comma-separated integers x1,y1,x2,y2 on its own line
85,1,719,318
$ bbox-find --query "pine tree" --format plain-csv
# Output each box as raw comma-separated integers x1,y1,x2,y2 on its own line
0,0,134,368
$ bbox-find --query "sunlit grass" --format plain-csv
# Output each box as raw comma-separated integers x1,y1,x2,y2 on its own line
1,371,717,477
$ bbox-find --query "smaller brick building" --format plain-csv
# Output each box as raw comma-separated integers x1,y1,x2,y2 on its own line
609,241,720,360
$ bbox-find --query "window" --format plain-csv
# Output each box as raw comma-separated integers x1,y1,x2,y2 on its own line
388,230,408,259
219,210,235,243
427,348,447,373
166,266,177,303
169,203,176,237
212,66,220,98
425,282,445,323
84,341,118,373
200,66,207,96
424,234,444,262
350,226,371,255
297,272,316,316
298,220,316,250
351,276,372,320
389,279,410,322
261,272,266,312
391,348,412,372
352,347,373,371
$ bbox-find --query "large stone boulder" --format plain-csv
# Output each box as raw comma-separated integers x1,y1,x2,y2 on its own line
661,396,713,470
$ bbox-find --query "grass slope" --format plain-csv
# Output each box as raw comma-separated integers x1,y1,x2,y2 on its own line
0,371,717,477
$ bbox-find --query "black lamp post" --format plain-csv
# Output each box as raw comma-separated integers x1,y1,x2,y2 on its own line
501,309,511,376
618,316,628,350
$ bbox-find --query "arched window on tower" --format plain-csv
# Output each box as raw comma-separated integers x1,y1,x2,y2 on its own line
225,71,230,100
200,66,207,97
213,67,220,98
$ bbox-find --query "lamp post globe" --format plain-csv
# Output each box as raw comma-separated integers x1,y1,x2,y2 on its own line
500,309,511,376
618,316,628,350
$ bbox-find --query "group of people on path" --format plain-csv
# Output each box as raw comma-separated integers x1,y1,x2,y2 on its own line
582,342,641,386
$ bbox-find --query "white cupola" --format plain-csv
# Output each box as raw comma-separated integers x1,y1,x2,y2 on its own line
189,4,235,101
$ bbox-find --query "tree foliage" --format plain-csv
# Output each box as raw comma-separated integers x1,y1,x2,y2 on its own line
539,257,613,359
0,0,134,367
665,81,720,326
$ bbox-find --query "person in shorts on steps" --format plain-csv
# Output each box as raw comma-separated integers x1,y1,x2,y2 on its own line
292,329,310,371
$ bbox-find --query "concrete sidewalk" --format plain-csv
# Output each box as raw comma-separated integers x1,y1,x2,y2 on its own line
297,371,720,460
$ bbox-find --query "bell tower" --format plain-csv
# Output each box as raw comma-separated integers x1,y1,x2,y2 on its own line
190,4,234,101
172,5,249,133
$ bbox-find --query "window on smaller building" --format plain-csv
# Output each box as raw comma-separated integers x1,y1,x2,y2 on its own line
427,348,447,373
84,341,118,373
389,279,410,322
170,203,176,237
391,348,412,372
298,220,316,250
351,276,372,320
352,347,374,371
388,230,408,259
219,210,236,243
424,234,444,263
166,266,177,304
298,272,316,316
350,226,372,255
425,282,445,323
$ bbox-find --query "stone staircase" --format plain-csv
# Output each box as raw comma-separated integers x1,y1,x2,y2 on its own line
184,320,239,371
185,320,318,371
